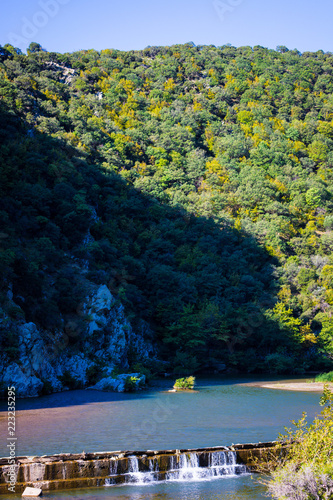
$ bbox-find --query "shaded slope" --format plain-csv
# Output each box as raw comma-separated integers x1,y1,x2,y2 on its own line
1,43,332,379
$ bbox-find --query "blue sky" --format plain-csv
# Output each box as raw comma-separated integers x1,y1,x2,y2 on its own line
1,0,332,54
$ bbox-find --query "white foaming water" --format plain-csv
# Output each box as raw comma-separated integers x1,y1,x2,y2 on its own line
166,451,247,481
207,451,248,478
110,459,118,476
105,451,248,486
127,456,160,484
166,452,201,481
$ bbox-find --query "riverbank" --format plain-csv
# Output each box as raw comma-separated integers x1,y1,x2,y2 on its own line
241,379,333,392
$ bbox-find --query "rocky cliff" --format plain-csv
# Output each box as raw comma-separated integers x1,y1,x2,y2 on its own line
0,284,153,398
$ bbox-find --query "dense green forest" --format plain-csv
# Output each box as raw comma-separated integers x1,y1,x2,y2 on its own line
1,41,333,375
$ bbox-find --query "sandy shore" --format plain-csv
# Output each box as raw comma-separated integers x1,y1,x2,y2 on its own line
241,380,333,392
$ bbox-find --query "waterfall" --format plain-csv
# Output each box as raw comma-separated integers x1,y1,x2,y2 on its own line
127,456,159,484
110,459,118,475
166,451,247,481
166,452,201,481
105,450,248,486
208,451,248,477
149,458,159,472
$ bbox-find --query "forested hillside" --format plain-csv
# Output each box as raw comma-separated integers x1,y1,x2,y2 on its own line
1,42,333,379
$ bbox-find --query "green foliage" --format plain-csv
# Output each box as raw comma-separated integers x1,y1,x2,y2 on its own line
58,370,82,390
124,376,142,392
173,376,196,389
27,42,44,54
40,378,54,396
131,362,153,382
265,387,333,499
315,371,333,383
0,43,333,374
0,328,19,362
317,315,333,357
264,352,295,374
86,362,107,386
172,351,201,376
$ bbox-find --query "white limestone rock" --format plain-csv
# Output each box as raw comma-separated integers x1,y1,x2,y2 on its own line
81,285,132,365
57,354,92,385
0,283,154,398
22,486,43,496
88,373,145,392
82,285,154,364
88,376,118,392
115,373,146,392
18,323,62,393
0,322,63,397
82,285,114,335
2,364,43,398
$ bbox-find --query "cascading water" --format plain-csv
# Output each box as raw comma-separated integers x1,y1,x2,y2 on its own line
110,459,118,476
111,456,161,485
105,450,248,487
166,452,201,481
208,451,248,477
127,456,160,483
166,451,247,481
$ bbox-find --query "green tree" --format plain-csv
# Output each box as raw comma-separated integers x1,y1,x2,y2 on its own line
264,387,333,499
27,42,44,54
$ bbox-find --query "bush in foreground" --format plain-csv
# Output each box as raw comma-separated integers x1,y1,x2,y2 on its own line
315,371,333,383
173,376,196,390
262,387,333,499
268,465,333,500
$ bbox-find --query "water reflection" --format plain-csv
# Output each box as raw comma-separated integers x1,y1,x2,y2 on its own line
18,476,267,499
0,377,319,500
0,377,320,458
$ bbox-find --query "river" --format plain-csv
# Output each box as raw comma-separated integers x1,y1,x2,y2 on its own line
0,376,322,498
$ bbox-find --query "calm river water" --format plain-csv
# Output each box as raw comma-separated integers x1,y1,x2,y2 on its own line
0,376,322,499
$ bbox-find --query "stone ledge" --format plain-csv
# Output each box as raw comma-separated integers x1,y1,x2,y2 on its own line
0,442,284,494
0,441,279,466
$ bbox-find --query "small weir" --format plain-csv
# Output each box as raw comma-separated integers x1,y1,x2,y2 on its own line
105,450,248,486
0,442,280,494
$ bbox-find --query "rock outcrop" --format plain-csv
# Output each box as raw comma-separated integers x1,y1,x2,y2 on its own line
0,285,154,398
88,372,146,392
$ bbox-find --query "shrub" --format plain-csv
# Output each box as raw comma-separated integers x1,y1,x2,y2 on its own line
264,352,294,374
268,464,333,500
261,387,333,499
86,362,107,385
131,362,153,382
172,352,200,376
315,371,333,383
111,366,122,378
58,370,82,390
40,378,54,396
124,376,141,392
173,376,196,389
0,329,20,362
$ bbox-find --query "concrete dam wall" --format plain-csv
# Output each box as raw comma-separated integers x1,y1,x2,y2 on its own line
0,442,282,494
